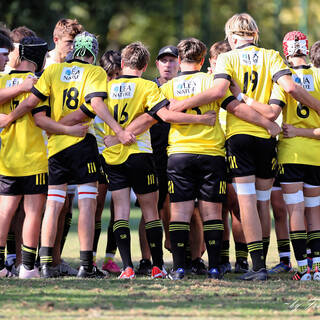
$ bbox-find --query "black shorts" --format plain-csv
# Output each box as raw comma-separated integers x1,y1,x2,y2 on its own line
98,154,108,185
0,173,48,195
226,134,277,179
278,163,320,186
104,153,158,194
48,134,100,186
167,153,227,203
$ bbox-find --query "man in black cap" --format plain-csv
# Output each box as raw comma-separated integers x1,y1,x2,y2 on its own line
136,45,179,275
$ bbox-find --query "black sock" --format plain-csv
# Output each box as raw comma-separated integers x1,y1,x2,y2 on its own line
220,240,230,264
277,238,290,265
235,242,248,262
203,220,224,269
169,222,190,270
0,246,5,269
21,244,37,270
60,211,72,254
39,247,53,266
93,220,102,253
247,241,265,271
185,244,192,267
6,232,16,255
290,230,307,262
106,220,117,255
113,220,133,268
80,250,93,270
145,220,163,268
308,230,320,270
262,237,270,261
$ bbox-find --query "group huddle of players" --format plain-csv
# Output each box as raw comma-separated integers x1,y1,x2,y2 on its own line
0,12,319,282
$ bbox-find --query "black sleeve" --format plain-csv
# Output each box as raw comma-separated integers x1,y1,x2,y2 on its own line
272,69,292,83
80,104,96,119
31,105,51,117
221,96,236,110
147,99,170,119
214,73,232,82
30,87,47,101
268,99,286,108
84,92,108,103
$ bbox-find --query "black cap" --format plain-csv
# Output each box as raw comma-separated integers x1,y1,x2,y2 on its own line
156,45,178,60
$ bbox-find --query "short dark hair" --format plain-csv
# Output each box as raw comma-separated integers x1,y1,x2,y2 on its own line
121,42,150,70
11,26,36,43
310,41,320,68
209,40,231,59
100,50,121,78
0,26,13,51
177,38,207,63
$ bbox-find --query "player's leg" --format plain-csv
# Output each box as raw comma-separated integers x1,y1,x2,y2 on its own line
19,193,46,278
268,186,292,274
39,184,67,278
0,194,22,277
227,183,248,273
112,187,134,279
303,167,320,280
76,182,102,277
255,177,273,263
102,197,120,274
189,208,206,275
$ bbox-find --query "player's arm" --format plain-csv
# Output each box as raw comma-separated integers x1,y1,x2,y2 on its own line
282,123,320,139
168,78,229,112
59,108,88,125
33,109,88,137
0,93,40,128
226,99,281,137
230,82,282,121
104,113,157,148
0,76,37,105
278,75,320,114
90,96,135,145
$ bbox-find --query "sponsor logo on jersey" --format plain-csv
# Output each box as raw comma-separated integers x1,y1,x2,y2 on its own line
292,74,314,91
110,83,136,99
60,66,84,82
174,78,201,96
6,77,23,88
240,50,261,66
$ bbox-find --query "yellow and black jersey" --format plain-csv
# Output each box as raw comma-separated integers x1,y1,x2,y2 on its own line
215,43,291,139
270,65,320,166
161,71,232,157
92,75,168,165
0,70,48,176
31,59,107,158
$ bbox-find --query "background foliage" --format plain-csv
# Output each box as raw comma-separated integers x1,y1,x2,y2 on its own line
1,0,319,78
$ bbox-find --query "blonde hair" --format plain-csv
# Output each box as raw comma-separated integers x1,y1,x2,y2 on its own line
121,41,150,70
225,13,259,44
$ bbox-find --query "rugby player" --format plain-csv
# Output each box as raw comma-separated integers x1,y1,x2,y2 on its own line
0,36,48,279
0,32,135,278
168,13,320,280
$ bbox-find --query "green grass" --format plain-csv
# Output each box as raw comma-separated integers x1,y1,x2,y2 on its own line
1,207,320,320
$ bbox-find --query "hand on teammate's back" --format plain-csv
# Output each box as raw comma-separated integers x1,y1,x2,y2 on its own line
0,113,9,128
168,99,185,112
67,123,88,137
103,135,119,147
20,76,38,93
229,80,241,98
117,130,136,146
202,110,216,126
267,122,281,138
282,123,297,138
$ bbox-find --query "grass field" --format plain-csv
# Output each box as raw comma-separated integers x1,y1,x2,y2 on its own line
1,206,320,320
